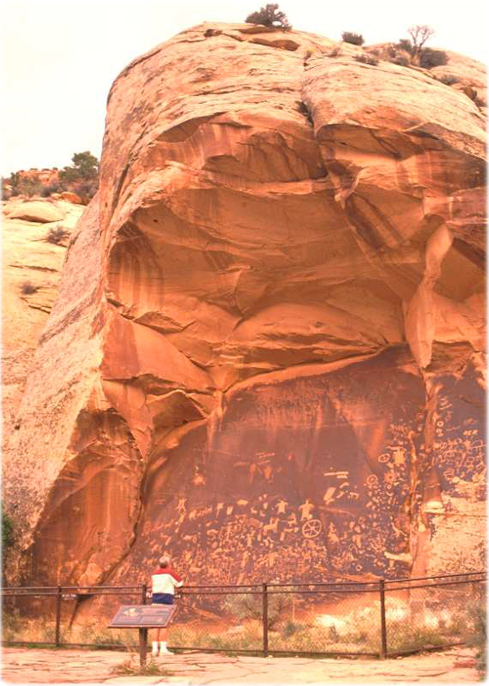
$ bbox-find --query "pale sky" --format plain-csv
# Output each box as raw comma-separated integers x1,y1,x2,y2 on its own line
1,0,487,176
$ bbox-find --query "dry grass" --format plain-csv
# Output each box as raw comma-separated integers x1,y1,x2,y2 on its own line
4,591,483,657
112,656,172,676
2,613,138,649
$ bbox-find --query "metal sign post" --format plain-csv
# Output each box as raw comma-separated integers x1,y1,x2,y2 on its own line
109,603,176,667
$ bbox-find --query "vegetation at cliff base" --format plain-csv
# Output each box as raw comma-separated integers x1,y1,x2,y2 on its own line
2,507,14,550
245,4,291,30
2,507,14,576
467,603,487,678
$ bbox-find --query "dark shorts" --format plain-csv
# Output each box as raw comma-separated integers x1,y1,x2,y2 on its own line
151,593,174,605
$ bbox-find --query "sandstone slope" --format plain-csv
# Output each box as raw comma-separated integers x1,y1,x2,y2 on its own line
4,24,486,593
2,198,85,453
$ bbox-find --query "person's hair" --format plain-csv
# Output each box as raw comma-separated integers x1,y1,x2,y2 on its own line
159,555,170,567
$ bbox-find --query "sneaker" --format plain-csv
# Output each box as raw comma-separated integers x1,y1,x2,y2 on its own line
161,648,173,655
151,648,159,657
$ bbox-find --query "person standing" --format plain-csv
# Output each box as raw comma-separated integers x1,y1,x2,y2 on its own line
150,555,183,656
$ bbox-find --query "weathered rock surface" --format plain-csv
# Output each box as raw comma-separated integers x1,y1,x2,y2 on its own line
6,199,66,223
4,24,485,596
1,199,85,458
60,191,83,204
0,646,481,683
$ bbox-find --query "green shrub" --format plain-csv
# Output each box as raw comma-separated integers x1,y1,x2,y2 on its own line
245,4,291,30
20,281,39,295
2,507,14,550
397,39,415,56
2,608,21,640
2,506,14,579
436,74,459,85
341,32,364,46
282,620,300,638
298,101,313,125
354,54,379,66
224,592,292,631
40,183,61,197
466,603,486,678
3,172,30,198
1,177,12,200
9,177,44,198
46,226,69,245
420,48,448,68
58,151,99,202
112,658,171,677
70,178,98,204
392,55,410,66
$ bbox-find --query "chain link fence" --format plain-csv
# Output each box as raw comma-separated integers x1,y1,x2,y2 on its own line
2,572,485,658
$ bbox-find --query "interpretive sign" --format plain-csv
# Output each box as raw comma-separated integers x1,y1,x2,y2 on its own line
109,604,176,628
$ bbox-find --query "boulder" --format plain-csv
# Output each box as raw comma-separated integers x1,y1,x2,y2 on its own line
7,200,65,223
4,23,486,596
60,191,83,204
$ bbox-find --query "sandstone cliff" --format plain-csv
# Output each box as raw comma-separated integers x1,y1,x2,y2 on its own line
2,199,85,455
4,23,485,592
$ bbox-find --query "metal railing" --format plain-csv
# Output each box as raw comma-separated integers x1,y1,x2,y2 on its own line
2,571,485,658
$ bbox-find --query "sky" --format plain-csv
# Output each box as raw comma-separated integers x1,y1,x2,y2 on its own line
1,0,487,176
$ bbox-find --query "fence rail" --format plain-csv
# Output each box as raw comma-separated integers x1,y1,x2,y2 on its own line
2,571,485,659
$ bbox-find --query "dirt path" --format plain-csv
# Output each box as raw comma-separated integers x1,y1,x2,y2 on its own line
1,646,480,684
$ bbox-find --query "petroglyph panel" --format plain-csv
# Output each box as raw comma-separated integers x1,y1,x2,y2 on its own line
106,348,485,588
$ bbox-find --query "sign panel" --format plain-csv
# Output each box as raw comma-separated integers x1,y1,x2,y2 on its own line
109,604,176,628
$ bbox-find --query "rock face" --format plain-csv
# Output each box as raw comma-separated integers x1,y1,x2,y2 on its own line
1,199,85,458
60,191,83,205
16,168,60,186
4,24,485,594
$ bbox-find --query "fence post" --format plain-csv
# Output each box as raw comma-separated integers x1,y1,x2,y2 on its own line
379,579,387,658
54,586,62,648
262,583,269,657
139,583,148,667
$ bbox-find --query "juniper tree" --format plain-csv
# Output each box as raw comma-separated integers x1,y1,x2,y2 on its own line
245,4,291,30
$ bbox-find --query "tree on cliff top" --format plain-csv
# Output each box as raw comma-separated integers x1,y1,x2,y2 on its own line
245,4,292,30
408,25,435,57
